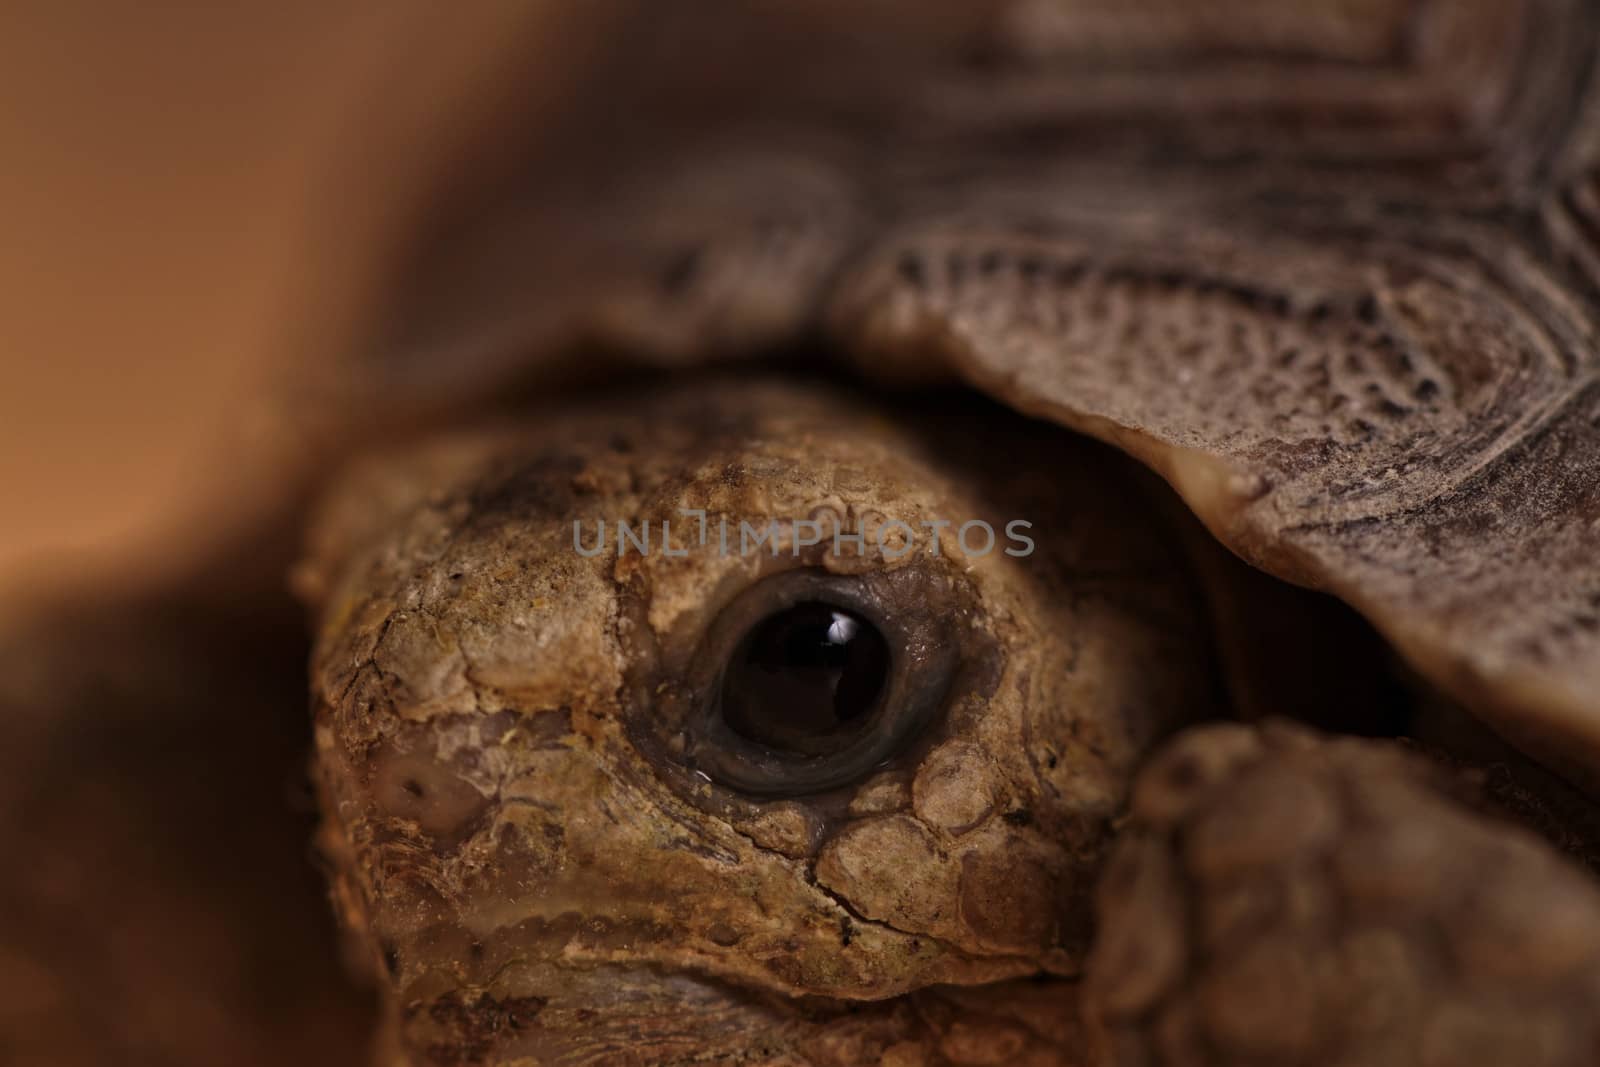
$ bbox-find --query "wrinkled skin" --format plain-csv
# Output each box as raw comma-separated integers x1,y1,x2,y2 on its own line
1092,723,1600,1067
269,4,1600,1058
301,379,1223,1063
12,3,1600,1065
303,378,1600,1066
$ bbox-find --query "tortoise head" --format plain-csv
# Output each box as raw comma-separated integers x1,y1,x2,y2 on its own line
295,3,1600,1062
299,379,1223,1062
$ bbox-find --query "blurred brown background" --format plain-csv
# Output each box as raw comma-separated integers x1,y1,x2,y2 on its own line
0,5,1009,1062
0,2,598,604
0,7,609,1064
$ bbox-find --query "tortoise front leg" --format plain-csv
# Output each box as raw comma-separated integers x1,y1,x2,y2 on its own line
1086,722,1600,1067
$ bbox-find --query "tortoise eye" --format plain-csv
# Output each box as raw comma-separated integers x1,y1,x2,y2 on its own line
721,601,891,757
685,569,956,796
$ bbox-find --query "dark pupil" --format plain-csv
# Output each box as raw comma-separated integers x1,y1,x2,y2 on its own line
721,602,890,756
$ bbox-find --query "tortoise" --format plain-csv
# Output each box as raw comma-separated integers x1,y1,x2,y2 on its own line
7,2,1600,1065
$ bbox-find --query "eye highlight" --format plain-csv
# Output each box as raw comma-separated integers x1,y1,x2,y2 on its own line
721,602,891,756
684,569,959,796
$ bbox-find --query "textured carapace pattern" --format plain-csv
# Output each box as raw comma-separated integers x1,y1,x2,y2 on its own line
363,0,1600,779
1087,721,1600,1066
302,380,1219,1064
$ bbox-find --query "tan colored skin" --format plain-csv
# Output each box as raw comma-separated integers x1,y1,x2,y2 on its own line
1091,723,1600,1067
303,378,1600,1066
301,379,1222,1064
285,9,1600,1040
375,0,1600,784
14,5,1600,1064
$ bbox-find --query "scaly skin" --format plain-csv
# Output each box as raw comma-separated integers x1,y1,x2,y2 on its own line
305,379,1600,1065
1088,722,1600,1066
301,378,1222,1064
